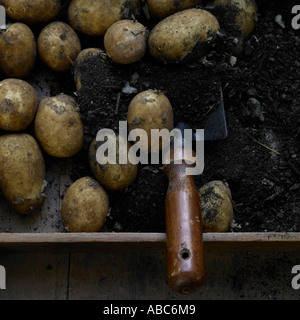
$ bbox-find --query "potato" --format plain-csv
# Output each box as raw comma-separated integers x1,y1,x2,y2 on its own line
37,21,81,71
2,0,61,24
34,94,84,158
148,8,220,64
213,0,257,39
0,23,36,78
104,19,147,65
68,0,141,36
61,177,109,232
0,134,47,214
89,133,138,191
0,79,38,131
127,90,173,152
199,180,233,232
74,48,107,91
147,0,201,19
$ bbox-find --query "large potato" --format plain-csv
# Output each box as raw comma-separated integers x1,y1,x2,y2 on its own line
213,0,257,39
2,0,61,24
127,90,173,152
61,177,109,232
34,94,84,158
89,133,138,191
0,134,47,214
37,21,81,71
104,19,147,65
147,0,201,19
0,79,38,131
68,0,141,36
148,8,220,63
0,23,36,78
199,180,233,232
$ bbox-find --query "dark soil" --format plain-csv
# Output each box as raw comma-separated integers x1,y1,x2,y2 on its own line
1,0,300,233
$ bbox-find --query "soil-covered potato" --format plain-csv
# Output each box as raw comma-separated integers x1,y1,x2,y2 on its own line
104,19,147,64
199,180,233,232
68,0,141,36
37,21,81,71
60,177,109,232
127,90,173,152
213,0,257,39
89,133,138,191
148,8,220,63
0,23,36,78
34,94,84,158
147,0,201,19
0,79,38,131
2,0,61,24
0,134,47,214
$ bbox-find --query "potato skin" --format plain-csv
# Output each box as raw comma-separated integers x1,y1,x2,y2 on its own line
0,23,36,78
61,177,109,232
199,180,233,232
104,19,147,64
147,0,201,19
38,21,81,71
89,134,138,191
127,90,173,152
34,94,84,158
68,0,141,36
148,9,220,64
2,0,61,24
0,79,38,131
0,134,47,214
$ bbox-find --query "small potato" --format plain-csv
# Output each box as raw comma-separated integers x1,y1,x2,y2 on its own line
104,19,147,65
34,94,84,158
89,133,138,191
0,134,47,214
127,90,173,152
61,177,109,232
0,23,36,78
68,0,141,36
0,79,38,131
148,9,220,64
37,21,81,71
199,180,233,232
2,0,61,24
213,0,257,39
147,0,201,19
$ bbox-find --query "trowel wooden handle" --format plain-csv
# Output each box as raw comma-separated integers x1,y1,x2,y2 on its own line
164,157,205,294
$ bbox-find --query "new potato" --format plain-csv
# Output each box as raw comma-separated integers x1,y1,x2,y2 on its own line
148,8,220,63
0,23,36,78
68,0,141,36
0,134,47,214
2,0,61,24
61,177,109,232
34,94,84,158
0,79,39,131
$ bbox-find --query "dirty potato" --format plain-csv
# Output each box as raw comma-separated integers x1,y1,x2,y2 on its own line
34,94,84,158
0,134,47,214
61,177,109,232
0,79,39,131
104,19,147,64
199,180,233,232
148,8,219,63
2,0,61,24
0,23,36,78
37,21,81,71
147,0,201,19
127,90,173,152
89,133,138,191
68,0,141,36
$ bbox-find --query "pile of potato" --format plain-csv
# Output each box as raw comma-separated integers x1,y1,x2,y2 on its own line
0,0,257,232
